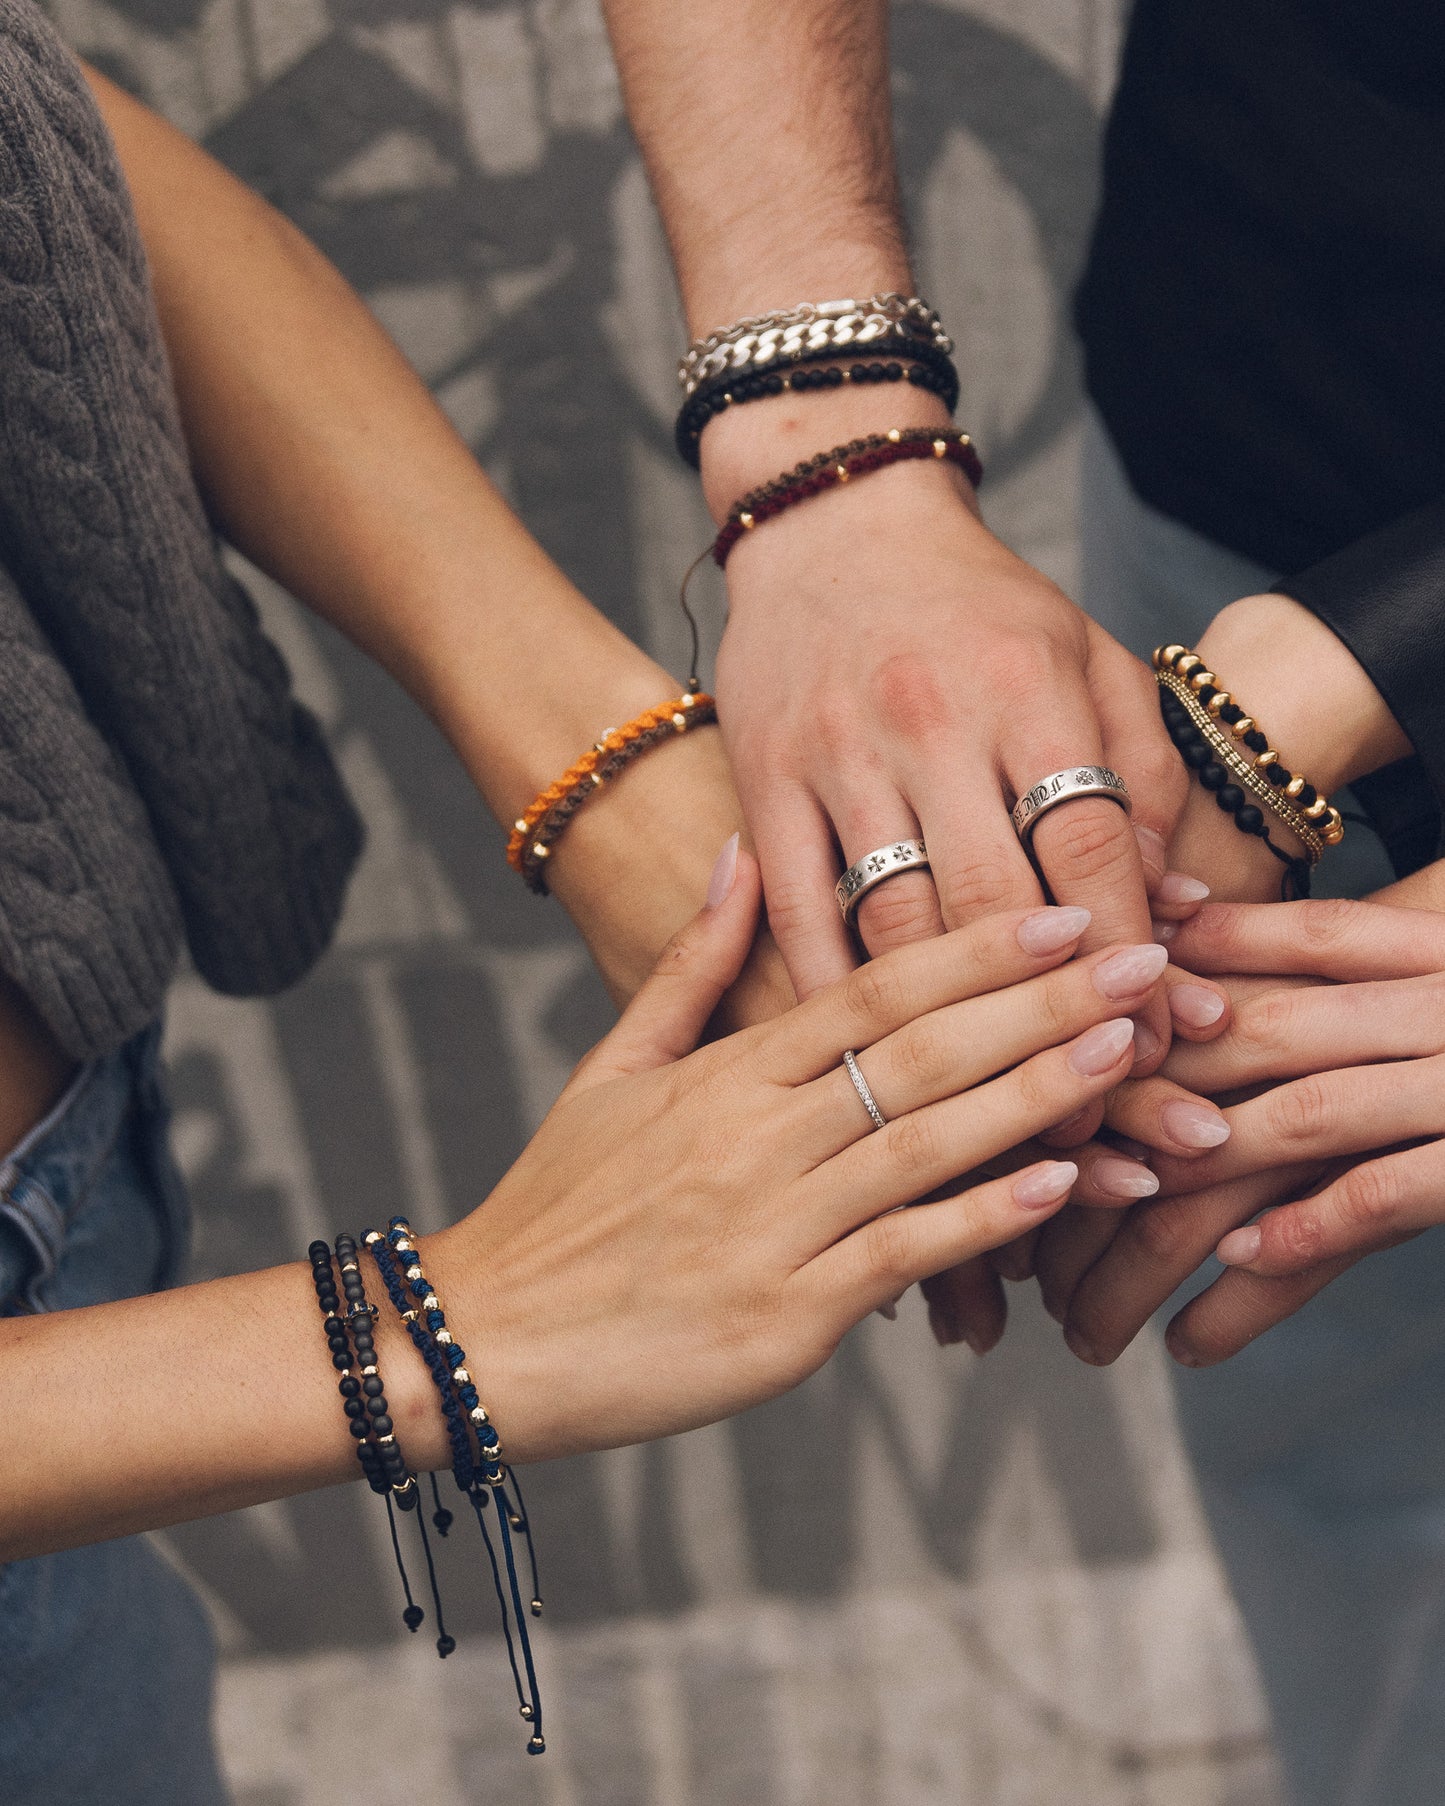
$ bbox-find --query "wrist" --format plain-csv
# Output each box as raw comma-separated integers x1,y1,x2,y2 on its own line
1197,593,1410,794
697,379,964,522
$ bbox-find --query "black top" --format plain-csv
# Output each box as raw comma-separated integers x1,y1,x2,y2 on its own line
1076,0,1445,870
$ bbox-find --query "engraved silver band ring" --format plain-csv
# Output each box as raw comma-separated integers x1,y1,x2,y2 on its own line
842,1050,887,1132
835,838,930,923
1010,767,1131,844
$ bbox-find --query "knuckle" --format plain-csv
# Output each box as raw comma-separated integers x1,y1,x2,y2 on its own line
862,1205,917,1290
1127,1198,1197,1267
1034,969,1082,1042
1269,1206,1328,1268
1264,1074,1332,1145
888,1017,950,1094
883,1108,940,1182
936,854,1022,921
1234,989,1297,1061
1295,898,1362,955
842,956,906,1031
1336,1161,1400,1235
855,875,941,947
870,652,951,737
1034,803,1134,883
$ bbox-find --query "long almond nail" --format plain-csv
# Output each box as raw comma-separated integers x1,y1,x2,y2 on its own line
1093,1156,1161,1199
1069,1018,1136,1076
1162,1099,1231,1148
1094,943,1169,998
1013,1161,1078,1209
1217,1224,1262,1266
1017,906,1092,954
1170,983,1225,1028
1157,873,1210,904
706,832,740,909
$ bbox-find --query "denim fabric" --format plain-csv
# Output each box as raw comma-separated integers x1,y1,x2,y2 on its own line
1081,407,1445,1804
0,1022,229,1805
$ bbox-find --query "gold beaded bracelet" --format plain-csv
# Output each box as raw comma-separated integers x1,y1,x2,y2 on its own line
1154,646,1344,857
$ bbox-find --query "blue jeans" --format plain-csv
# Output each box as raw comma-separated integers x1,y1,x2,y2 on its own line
1081,409,1445,1804
0,1023,228,1805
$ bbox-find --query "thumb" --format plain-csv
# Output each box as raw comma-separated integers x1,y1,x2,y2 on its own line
570,834,761,1090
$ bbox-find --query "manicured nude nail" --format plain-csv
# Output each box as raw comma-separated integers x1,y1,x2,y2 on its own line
1162,1099,1231,1148
1153,920,1179,945
706,832,740,908
1017,905,1092,954
1217,1224,1262,1266
1156,873,1210,904
1093,1156,1160,1199
1170,983,1226,1028
1133,1020,1162,1064
1013,1161,1078,1209
1093,943,1169,998
1069,1018,1136,1076
1134,823,1168,874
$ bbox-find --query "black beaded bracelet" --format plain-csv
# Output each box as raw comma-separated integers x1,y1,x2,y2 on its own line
310,1239,452,1653
1157,687,1314,900
675,338,961,467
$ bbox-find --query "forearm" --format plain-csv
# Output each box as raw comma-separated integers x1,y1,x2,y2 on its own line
0,1252,460,1561
86,68,749,1001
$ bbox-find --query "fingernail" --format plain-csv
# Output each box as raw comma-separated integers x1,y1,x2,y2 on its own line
961,1325,989,1356
1162,1099,1231,1148
1069,1017,1136,1076
1093,1155,1160,1199
706,832,740,909
1093,943,1169,998
1166,1331,1203,1368
1134,823,1168,875
1153,920,1179,944
1133,1019,1162,1064
1217,1224,1261,1266
1157,873,1210,904
1017,905,1092,954
1064,1325,1104,1365
1170,983,1226,1028
1013,1160,1078,1209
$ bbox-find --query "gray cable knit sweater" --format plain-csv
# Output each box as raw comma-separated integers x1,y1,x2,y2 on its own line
0,1,362,1060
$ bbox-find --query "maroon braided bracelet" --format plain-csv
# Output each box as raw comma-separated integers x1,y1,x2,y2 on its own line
712,427,983,568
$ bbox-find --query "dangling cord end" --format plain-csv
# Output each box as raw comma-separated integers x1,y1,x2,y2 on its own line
429,1470,453,1536
503,1471,543,1618
678,546,709,696
413,1497,455,1656
386,1493,424,1634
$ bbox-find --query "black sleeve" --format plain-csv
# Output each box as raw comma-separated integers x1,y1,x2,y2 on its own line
1276,497,1445,878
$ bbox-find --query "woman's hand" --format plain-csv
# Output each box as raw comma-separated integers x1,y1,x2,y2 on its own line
428,851,1175,1461
1053,899,1445,1367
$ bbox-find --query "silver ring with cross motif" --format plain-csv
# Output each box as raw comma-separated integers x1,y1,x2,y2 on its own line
835,838,930,924
1010,767,1131,844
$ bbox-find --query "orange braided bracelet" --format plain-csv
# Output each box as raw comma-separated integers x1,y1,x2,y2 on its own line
507,691,718,893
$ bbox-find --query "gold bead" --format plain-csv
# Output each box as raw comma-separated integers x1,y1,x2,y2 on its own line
680,691,695,707
453,1367,471,1386
1177,654,1203,677
532,842,550,861
435,1327,454,1345
364,1231,382,1245
836,464,849,481
1304,798,1329,821
423,1294,439,1312
1206,690,1231,716
1232,716,1255,737
672,712,687,730
1156,644,1187,669
513,818,527,834
739,511,755,529
887,428,902,442
1284,775,1306,799
1324,825,1345,846
590,770,604,786
932,438,947,457
1188,669,1216,692
530,1598,544,1617
721,392,733,405
401,1309,418,1324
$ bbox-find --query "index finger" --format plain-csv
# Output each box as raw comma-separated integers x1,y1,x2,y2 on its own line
1167,899,1445,982
763,903,1093,1083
